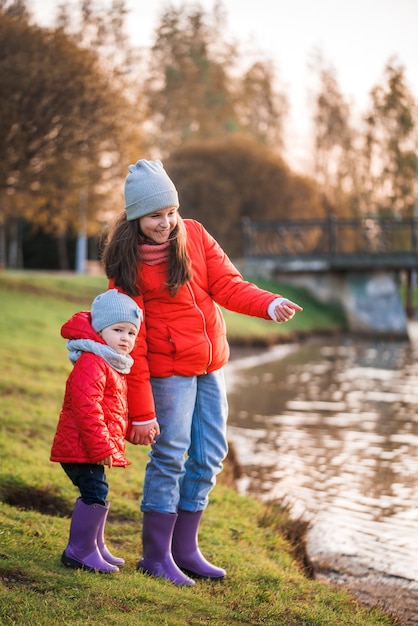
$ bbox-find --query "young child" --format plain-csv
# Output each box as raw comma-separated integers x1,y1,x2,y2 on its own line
50,289,144,573
101,159,303,585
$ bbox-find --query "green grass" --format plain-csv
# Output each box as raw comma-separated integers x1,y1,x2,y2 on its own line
400,280,418,309
0,271,395,626
222,277,347,344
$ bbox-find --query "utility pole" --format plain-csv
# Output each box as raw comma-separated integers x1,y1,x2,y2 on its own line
75,187,88,274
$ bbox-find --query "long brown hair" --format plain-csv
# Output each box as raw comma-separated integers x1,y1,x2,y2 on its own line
100,212,192,297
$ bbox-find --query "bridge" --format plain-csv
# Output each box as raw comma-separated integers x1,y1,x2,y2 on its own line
242,216,418,337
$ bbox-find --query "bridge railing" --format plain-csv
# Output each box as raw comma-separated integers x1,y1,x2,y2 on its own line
242,216,418,269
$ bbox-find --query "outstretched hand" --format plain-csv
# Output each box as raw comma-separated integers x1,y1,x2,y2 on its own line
271,298,303,323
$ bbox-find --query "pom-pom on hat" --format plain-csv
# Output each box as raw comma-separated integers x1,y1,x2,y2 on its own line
91,289,143,333
124,159,179,221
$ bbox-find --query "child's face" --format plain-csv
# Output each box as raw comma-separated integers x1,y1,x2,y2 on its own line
139,206,178,243
100,322,138,355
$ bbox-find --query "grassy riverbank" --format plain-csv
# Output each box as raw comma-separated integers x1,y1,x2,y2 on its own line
0,271,396,625
0,269,348,341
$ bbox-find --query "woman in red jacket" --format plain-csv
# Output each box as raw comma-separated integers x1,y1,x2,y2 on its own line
102,159,302,586
50,289,143,573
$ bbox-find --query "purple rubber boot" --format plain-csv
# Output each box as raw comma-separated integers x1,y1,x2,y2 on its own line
97,502,125,567
137,511,195,586
172,510,226,580
61,499,119,573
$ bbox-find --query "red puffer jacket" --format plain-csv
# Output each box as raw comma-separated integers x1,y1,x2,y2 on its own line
112,219,281,423
50,311,131,467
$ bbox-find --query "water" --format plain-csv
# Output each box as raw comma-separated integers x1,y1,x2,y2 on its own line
225,323,418,621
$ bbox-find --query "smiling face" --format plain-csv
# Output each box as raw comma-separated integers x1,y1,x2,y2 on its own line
139,206,178,243
99,322,138,355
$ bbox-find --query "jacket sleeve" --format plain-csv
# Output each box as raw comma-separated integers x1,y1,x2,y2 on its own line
71,357,119,462
194,221,280,319
108,281,156,423
125,317,157,422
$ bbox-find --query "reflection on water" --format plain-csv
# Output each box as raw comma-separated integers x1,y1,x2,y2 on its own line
225,325,418,596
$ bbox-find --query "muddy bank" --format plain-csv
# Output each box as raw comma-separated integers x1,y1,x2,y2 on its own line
315,563,418,625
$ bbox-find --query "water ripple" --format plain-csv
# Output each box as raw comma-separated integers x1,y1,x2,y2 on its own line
225,323,418,619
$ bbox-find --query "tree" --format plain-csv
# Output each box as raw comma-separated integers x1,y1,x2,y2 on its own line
310,51,418,220
0,0,29,18
143,2,235,152
362,58,417,217
54,0,137,78
310,52,359,217
236,59,287,149
166,137,325,257
142,1,287,156
0,8,143,268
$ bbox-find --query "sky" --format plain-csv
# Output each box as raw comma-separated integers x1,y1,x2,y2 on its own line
28,0,418,170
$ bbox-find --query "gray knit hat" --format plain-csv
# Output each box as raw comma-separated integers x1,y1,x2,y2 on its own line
124,159,179,221
91,289,143,333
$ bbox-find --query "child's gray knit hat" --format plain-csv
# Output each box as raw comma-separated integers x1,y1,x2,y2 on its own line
124,159,179,221
91,289,143,332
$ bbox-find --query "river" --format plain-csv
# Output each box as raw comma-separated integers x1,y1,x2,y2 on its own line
225,322,418,625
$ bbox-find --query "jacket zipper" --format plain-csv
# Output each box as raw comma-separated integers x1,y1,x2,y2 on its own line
186,283,212,372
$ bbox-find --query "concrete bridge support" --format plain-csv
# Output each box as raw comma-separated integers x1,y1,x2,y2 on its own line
242,260,409,338
285,270,408,337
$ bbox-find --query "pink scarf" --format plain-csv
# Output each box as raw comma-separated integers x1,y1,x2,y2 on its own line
139,240,170,266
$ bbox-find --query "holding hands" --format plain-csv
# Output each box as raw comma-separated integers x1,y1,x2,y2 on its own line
127,421,160,446
97,455,113,468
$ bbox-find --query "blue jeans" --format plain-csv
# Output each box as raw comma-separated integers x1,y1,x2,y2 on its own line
141,369,229,513
61,463,109,506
